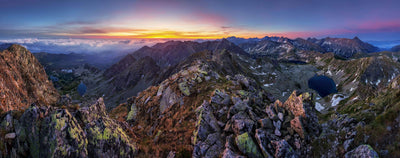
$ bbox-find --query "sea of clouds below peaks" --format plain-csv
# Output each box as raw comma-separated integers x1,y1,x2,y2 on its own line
0,38,173,54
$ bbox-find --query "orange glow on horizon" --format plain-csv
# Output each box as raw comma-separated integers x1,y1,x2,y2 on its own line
51,30,271,39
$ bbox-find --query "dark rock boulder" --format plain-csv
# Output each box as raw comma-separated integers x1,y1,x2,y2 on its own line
272,139,298,158
344,145,379,158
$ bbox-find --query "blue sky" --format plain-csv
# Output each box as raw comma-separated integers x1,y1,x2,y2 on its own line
0,0,400,40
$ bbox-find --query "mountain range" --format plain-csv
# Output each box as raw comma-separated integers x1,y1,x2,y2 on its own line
0,36,400,157
228,36,379,59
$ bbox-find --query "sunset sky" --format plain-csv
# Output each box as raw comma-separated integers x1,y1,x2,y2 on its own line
1,0,400,40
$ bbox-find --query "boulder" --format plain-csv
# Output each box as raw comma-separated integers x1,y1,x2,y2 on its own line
282,91,307,117
255,129,274,158
159,86,180,114
4,133,16,139
235,132,263,158
259,118,274,129
271,139,298,158
178,81,191,96
290,116,305,139
222,148,246,158
81,98,137,157
344,145,379,158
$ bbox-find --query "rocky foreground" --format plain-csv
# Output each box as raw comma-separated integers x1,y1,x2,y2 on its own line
0,98,136,157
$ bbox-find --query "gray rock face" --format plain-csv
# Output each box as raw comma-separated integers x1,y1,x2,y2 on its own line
159,86,180,114
345,145,379,158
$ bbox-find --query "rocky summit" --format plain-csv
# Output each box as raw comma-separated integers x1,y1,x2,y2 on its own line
0,44,59,113
1,40,399,158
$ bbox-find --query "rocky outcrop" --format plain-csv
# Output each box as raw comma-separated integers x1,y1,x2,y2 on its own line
0,98,137,158
0,44,59,113
344,145,379,158
193,89,321,158
122,48,328,157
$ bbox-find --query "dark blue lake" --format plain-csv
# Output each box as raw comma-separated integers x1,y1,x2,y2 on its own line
308,75,337,97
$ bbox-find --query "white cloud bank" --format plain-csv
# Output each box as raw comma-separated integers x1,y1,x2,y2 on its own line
0,38,172,54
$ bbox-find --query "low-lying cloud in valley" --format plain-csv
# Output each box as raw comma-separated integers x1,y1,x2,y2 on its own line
0,38,171,54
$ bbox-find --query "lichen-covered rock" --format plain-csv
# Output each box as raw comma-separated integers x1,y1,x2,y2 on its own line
78,98,137,158
0,98,137,158
344,145,379,158
126,102,137,122
40,109,88,158
235,132,263,158
178,81,191,96
17,105,43,158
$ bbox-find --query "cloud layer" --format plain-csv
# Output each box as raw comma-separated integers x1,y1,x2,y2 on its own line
0,38,171,54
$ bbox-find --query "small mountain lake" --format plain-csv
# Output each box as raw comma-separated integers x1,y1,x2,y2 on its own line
308,75,337,97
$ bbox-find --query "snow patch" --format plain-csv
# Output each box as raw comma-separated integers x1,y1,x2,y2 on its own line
61,69,73,73
322,41,332,45
376,79,381,86
351,96,359,101
331,94,348,107
264,83,274,87
250,65,262,70
315,102,325,112
253,72,267,75
327,70,332,76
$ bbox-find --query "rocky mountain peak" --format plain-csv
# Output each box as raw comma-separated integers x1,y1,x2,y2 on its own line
0,44,59,113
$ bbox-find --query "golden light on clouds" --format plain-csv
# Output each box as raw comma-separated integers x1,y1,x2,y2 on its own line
51,28,258,39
